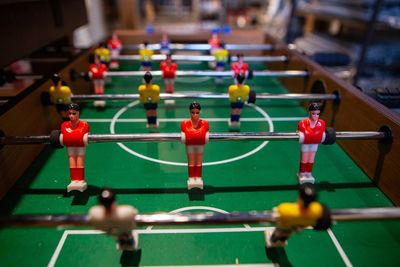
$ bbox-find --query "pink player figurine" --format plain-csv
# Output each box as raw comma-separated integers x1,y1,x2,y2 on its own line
181,102,209,190
297,103,326,184
107,33,122,69
88,55,108,107
60,103,90,192
160,53,178,105
231,53,249,82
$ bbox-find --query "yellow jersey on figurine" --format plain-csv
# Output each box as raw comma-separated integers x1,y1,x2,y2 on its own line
138,84,160,103
49,85,72,104
139,47,153,62
214,48,229,64
228,84,250,103
95,47,110,64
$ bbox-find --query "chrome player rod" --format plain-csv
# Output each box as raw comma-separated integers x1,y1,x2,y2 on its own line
123,43,274,51
104,70,308,78
117,54,286,62
71,93,338,101
0,207,399,227
0,131,388,146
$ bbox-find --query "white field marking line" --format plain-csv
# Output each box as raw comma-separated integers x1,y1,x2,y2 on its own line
47,230,70,267
84,117,305,123
169,206,230,214
48,227,348,266
135,265,274,267
48,227,275,267
109,102,274,166
327,228,353,267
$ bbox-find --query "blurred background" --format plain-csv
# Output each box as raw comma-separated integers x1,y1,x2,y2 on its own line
1,0,400,113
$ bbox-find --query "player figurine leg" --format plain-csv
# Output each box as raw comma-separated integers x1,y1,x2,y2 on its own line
186,146,204,190
145,106,158,129
60,104,90,192
164,78,176,107
181,102,209,190
265,227,291,247
297,103,326,184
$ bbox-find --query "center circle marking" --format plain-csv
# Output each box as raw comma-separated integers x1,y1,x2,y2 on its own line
110,100,274,166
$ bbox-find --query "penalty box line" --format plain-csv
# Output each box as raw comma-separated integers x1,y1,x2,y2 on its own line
48,226,352,267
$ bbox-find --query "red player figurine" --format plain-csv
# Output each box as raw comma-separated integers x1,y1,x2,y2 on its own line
181,102,209,190
88,55,108,107
60,103,90,192
108,33,122,69
231,53,249,81
160,53,177,105
208,33,220,54
297,103,326,184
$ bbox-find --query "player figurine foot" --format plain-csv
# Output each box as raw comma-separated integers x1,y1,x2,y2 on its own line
297,172,315,184
228,121,240,131
164,99,175,106
116,230,139,251
265,227,288,248
67,180,88,192
187,178,204,190
94,100,106,108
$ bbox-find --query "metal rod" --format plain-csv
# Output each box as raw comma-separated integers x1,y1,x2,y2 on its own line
71,93,338,101
117,54,286,63
0,207,399,228
123,43,274,51
0,131,387,146
105,70,308,78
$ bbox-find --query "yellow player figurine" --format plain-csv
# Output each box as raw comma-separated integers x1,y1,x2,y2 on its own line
228,73,250,130
49,73,72,121
139,41,154,71
213,42,229,83
138,72,160,129
265,184,331,247
94,42,111,67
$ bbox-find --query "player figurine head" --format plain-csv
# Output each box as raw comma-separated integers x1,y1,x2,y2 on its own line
236,73,245,84
51,73,61,86
308,102,321,121
67,103,81,122
144,72,152,84
98,188,116,211
299,183,317,208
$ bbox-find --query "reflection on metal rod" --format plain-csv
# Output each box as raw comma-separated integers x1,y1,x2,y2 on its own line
104,70,307,78
0,207,399,227
117,54,286,62
123,43,274,51
71,93,337,101
0,131,387,146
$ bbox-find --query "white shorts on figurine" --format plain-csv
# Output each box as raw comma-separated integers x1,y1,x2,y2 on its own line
300,144,319,152
186,145,204,153
67,146,86,156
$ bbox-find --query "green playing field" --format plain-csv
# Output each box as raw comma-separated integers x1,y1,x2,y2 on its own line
0,60,398,267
